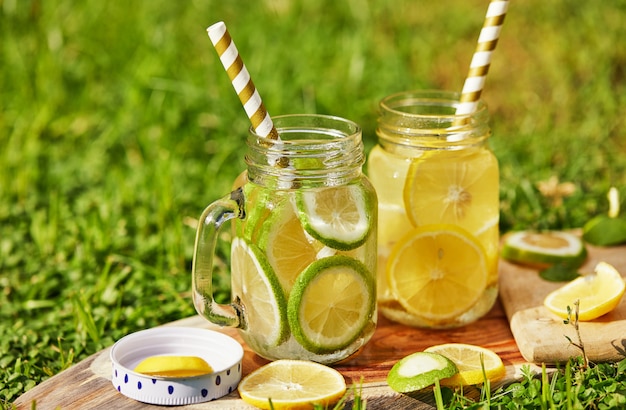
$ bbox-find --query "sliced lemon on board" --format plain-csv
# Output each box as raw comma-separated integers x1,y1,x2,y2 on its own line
238,359,346,410
403,148,499,234
544,261,625,321
296,184,374,251
288,255,375,354
387,224,488,321
501,230,587,268
387,352,458,393
258,196,319,294
231,238,289,346
424,343,505,386
134,355,213,378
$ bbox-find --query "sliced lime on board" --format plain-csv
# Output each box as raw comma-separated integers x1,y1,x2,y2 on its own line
288,255,375,354
387,352,458,393
501,230,587,268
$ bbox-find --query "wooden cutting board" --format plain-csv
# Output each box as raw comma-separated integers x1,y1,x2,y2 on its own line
499,240,626,364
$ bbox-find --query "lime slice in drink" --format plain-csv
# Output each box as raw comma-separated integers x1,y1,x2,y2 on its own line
288,255,375,354
231,237,289,346
296,184,374,251
501,230,587,268
258,195,319,294
387,352,458,393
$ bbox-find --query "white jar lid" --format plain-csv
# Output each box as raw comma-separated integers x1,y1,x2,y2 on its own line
110,327,243,405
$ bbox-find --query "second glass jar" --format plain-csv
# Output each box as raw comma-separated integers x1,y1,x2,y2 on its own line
368,90,500,328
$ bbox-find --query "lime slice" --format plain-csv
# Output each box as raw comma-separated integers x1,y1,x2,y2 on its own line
387,224,488,321
296,184,374,251
288,255,375,354
238,360,346,410
231,238,289,346
258,195,319,294
424,343,505,386
387,352,458,393
134,355,213,378
544,261,625,321
235,183,277,244
501,230,587,268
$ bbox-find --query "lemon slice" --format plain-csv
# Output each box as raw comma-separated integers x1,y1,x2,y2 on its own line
231,238,289,346
501,230,587,268
238,359,346,410
544,261,625,321
134,355,213,377
387,352,458,393
296,184,374,250
367,144,411,206
387,224,488,321
403,148,499,235
288,255,375,354
424,343,505,386
258,195,319,294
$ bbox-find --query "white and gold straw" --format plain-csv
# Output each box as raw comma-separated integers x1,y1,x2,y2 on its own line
207,21,280,140
456,0,509,116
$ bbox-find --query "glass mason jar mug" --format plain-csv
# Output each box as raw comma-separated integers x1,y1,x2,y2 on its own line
368,90,499,328
192,114,378,364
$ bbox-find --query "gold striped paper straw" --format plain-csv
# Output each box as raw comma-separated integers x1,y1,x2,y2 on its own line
455,0,509,116
207,21,280,140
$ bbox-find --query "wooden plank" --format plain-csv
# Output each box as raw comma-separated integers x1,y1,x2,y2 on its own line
500,242,626,364
14,299,527,410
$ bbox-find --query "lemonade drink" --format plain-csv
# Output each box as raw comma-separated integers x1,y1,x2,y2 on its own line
192,114,377,364
368,91,499,328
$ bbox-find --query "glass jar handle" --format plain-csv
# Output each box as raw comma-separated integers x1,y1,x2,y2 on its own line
191,187,245,328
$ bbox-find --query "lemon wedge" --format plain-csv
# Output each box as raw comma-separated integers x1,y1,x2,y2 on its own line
544,261,625,321
134,355,213,378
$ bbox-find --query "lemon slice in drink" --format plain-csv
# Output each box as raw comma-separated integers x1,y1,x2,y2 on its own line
424,343,505,386
288,255,375,354
501,230,587,268
544,261,625,321
367,144,411,206
231,238,289,346
387,225,488,321
258,195,319,294
403,148,499,234
134,356,213,378
296,184,374,251
238,360,346,410
387,352,458,393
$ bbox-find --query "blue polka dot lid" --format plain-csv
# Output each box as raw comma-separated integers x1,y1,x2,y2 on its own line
110,327,243,405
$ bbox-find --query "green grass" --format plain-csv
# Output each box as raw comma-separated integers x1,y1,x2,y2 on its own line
2,0,626,407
